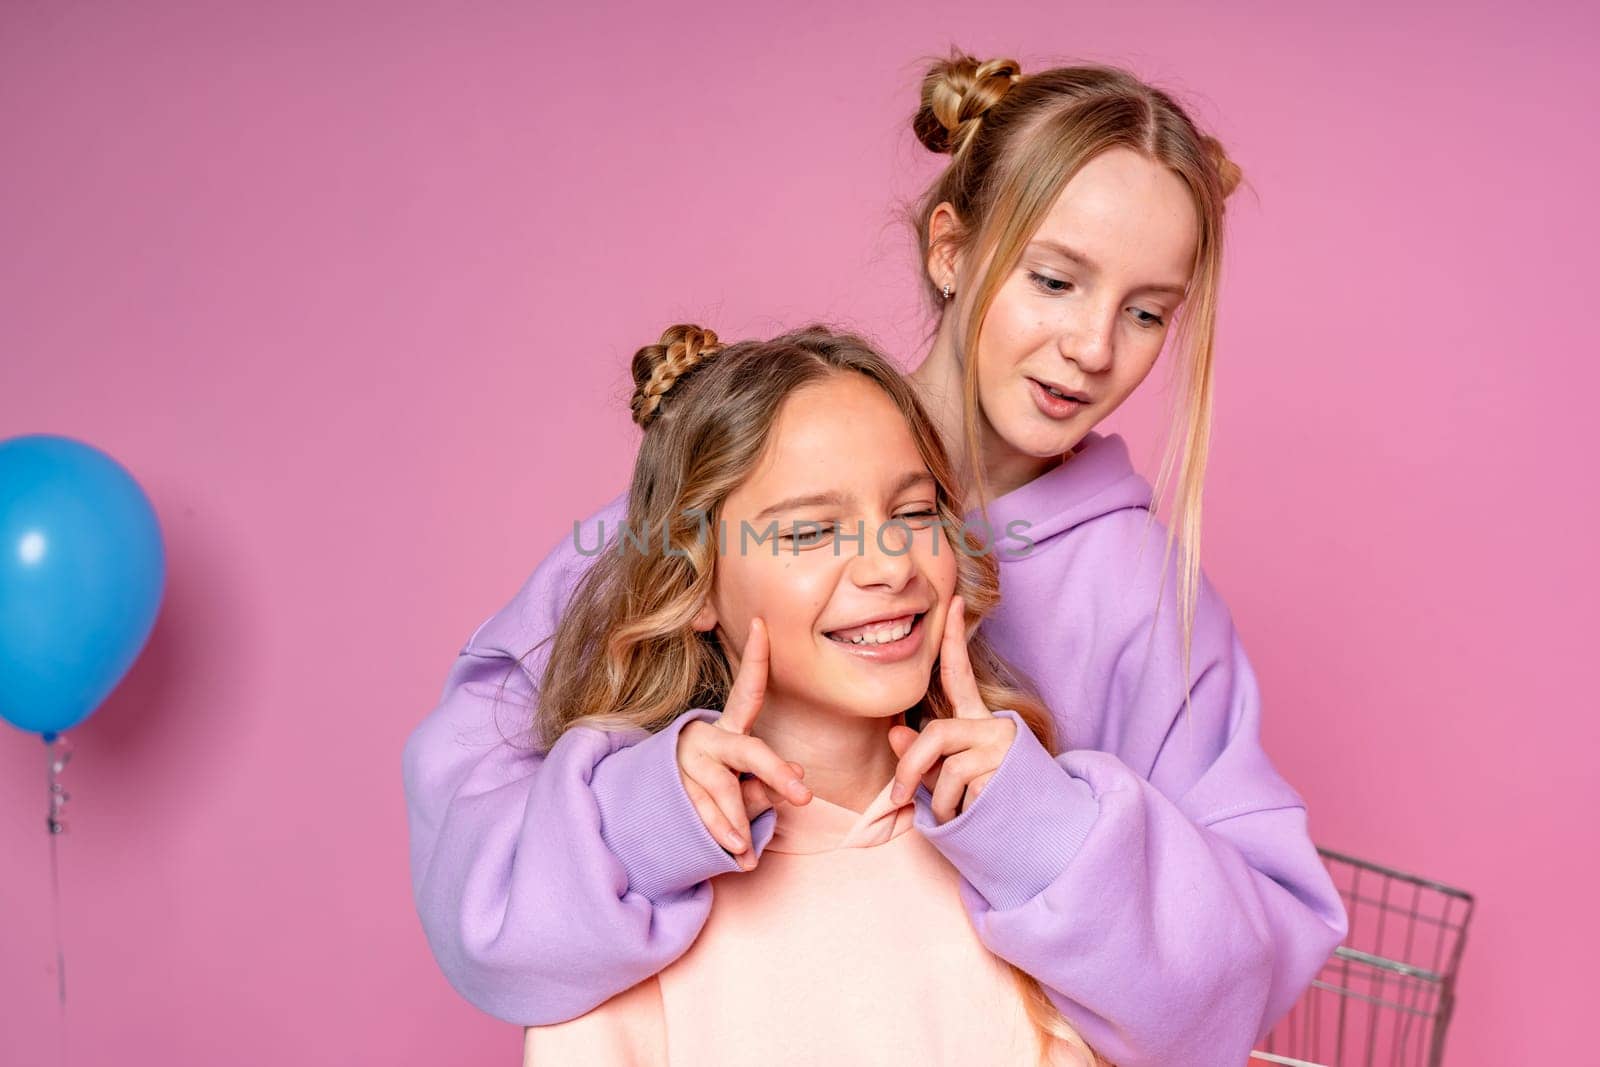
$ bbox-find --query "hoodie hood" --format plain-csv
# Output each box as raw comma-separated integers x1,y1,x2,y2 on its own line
971,431,1155,563
765,776,918,855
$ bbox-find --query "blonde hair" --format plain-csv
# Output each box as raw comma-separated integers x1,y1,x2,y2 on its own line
521,322,1110,1065
910,49,1243,737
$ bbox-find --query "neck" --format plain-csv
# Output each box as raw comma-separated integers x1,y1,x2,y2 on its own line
750,698,904,815
908,321,1061,505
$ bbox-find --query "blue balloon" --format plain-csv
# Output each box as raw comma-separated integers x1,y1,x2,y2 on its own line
0,434,166,737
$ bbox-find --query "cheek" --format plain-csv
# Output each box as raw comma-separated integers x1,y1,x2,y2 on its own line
1115,330,1169,390
917,531,959,599
745,555,836,641
977,288,1044,373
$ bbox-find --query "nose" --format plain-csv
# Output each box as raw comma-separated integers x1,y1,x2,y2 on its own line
847,516,916,592
1059,301,1116,374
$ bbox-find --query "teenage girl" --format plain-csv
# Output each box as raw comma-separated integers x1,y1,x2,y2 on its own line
518,323,1104,1066
404,51,1349,1067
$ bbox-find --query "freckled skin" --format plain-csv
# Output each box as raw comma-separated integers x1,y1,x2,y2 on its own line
918,147,1201,498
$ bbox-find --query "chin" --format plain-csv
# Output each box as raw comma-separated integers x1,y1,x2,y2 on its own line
1002,413,1079,457
838,677,933,720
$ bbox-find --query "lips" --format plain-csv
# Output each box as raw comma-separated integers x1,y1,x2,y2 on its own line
1028,377,1090,404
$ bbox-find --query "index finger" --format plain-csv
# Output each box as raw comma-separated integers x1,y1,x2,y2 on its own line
939,595,986,719
718,616,769,734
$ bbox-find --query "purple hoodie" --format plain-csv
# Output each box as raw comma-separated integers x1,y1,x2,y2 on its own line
402,430,1349,1067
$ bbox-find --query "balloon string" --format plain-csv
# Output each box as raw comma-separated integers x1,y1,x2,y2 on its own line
45,733,71,1067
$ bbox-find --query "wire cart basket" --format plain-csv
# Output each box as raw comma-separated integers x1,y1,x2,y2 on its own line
1249,846,1476,1067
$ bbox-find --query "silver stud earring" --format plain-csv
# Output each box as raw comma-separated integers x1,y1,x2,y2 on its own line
941,283,954,301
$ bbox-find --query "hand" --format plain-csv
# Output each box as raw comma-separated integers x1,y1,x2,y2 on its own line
886,595,1016,824
676,617,812,870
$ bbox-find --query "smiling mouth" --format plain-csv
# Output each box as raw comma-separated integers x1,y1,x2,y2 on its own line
823,611,926,646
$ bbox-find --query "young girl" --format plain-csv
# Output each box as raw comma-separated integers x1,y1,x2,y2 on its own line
404,51,1348,1066
517,323,1104,1065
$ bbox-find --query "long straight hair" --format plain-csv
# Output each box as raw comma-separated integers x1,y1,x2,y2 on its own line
910,50,1243,737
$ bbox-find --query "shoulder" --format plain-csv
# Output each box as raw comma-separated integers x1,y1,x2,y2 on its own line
1045,504,1241,675
464,488,630,659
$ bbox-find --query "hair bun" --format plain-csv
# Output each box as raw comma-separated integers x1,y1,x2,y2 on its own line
630,324,725,428
914,51,1022,155
1199,134,1242,199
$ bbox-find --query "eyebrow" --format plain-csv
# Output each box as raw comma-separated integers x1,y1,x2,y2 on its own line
1028,238,1189,298
752,470,937,522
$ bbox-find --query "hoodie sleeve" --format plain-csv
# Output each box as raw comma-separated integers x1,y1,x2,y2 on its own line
401,500,777,1025
910,573,1349,1067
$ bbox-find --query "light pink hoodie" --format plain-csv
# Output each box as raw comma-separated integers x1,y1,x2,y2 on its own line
521,771,1099,1066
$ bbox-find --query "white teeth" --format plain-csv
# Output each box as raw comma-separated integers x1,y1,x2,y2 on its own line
828,614,915,646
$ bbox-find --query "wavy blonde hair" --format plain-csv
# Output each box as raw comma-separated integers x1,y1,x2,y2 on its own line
910,49,1243,735
523,322,1112,1065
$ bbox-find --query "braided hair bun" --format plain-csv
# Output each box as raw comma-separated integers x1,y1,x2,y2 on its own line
630,324,726,428
913,52,1022,156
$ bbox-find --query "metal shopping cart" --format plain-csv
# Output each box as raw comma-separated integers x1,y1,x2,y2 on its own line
1248,847,1476,1067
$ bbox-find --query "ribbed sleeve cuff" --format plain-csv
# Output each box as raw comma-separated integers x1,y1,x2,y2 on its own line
588,706,777,902
912,709,1100,911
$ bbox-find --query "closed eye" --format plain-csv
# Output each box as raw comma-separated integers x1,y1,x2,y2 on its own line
1028,270,1072,295
779,523,834,547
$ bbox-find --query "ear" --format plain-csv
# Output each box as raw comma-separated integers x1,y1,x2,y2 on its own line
925,201,965,294
691,598,719,633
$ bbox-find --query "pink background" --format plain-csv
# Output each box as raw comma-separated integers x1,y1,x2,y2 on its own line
2,1,1594,1063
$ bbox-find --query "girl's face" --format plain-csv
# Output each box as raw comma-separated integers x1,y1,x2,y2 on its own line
945,146,1200,462
694,373,958,724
